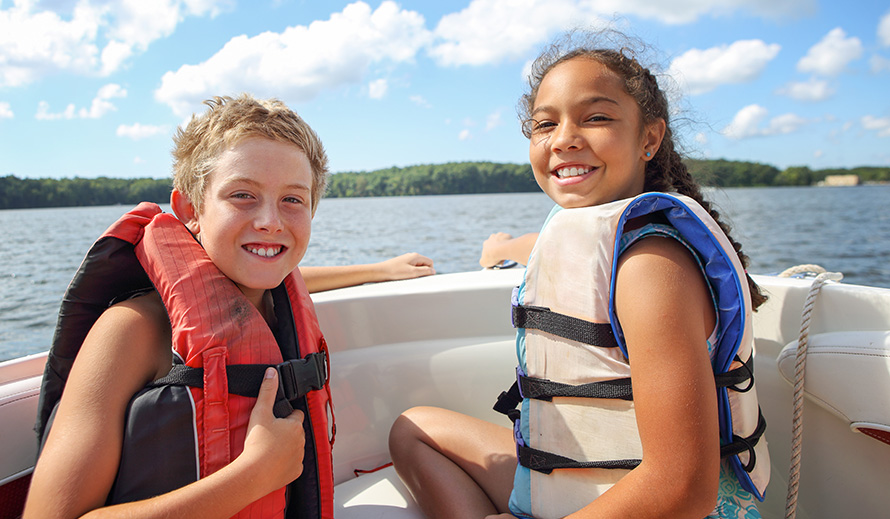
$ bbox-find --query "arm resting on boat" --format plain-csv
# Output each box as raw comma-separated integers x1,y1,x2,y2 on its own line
300,252,435,293
478,232,538,268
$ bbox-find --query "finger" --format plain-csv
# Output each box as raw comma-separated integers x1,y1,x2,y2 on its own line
253,367,279,415
411,255,434,267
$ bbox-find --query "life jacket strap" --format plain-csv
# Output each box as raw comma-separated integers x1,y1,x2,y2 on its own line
715,354,755,393
518,444,641,474
149,352,328,418
719,408,767,472
493,374,634,425
513,304,618,348
519,374,633,401
493,381,522,424
518,409,766,475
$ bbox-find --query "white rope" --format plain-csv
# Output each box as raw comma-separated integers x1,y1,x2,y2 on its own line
778,264,827,278
784,269,843,519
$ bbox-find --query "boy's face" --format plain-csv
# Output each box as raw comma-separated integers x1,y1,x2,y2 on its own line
185,137,313,307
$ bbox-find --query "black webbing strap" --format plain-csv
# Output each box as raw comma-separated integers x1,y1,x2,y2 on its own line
493,381,522,423
520,374,633,401
519,408,766,475
519,444,641,474
715,354,754,392
148,352,327,419
720,408,767,472
513,304,619,348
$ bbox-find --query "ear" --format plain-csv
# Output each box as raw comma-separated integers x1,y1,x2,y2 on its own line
642,118,667,161
170,189,201,236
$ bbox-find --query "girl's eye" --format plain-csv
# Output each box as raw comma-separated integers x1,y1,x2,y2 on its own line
521,119,555,138
586,114,611,123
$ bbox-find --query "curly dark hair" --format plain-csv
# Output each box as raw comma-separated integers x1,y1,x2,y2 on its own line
520,32,767,309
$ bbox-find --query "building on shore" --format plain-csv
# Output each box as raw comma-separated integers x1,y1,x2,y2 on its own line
817,174,861,186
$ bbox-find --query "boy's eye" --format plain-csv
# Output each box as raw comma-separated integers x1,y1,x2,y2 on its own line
283,196,304,205
232,192,254,200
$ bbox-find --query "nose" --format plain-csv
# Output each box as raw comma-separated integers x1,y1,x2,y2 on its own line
255,202,283,233
549,121,582,152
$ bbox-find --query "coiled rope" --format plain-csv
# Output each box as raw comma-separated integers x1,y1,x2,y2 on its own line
779,265,843,519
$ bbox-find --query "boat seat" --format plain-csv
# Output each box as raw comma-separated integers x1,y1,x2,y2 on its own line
777,330,890,445
333,465,422,518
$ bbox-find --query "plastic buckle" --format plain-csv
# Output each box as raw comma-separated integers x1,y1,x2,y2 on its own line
276,352,327,401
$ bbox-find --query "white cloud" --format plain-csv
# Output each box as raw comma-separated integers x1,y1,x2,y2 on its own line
723,104,808,139
879,11,890,47
668,40,780,95
458,129,471,140
486,110,502,131
797,27,863,77
368,78,388,99
134,156,145,164
695,132,708,145
579,0,817,25
0,1,230,87
117,123,169,140
776,77,834,102
35,83,127,120
155,1,431,117
813,149,823,158
429,0,603,67
429,0,814,61
861,115,890,137
870,54,890,73
80,83,127,118
409,95,431,108
0,102,13,119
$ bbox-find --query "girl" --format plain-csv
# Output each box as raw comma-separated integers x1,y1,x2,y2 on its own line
389,32,769,519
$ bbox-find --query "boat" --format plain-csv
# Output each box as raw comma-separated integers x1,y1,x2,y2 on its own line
2,267,889,518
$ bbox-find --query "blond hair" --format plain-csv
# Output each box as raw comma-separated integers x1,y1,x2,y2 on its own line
172,94,329,215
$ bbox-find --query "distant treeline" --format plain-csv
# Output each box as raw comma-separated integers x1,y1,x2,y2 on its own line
2,160,888,209
0,175,172,210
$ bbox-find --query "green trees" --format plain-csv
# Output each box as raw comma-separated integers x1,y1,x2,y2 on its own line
0,175,171,209
1,160,887,209
325,161,537,198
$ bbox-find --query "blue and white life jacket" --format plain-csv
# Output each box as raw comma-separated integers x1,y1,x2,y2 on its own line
495,192,769,519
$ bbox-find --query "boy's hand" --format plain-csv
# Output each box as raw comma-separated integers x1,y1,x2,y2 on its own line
243,367,306,491
379,252,435,280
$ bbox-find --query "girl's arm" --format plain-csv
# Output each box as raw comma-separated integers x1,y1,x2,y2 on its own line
567,236,720,519
24,295,305,519
478,232,538,268
300,252,435,293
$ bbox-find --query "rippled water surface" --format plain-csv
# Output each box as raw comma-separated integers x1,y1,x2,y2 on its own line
2,185,888,361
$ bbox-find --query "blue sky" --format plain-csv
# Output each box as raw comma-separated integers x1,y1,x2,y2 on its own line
1,0,889,180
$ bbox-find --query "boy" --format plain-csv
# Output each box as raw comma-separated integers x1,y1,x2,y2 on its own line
26,95,333,519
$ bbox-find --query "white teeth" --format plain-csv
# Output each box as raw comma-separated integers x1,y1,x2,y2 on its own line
247,246,281,258
557,167,589,178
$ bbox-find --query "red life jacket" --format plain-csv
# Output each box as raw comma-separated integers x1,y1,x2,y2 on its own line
35,202,335,518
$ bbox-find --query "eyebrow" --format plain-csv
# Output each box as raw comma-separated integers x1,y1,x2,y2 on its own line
222,176,310,192
531,95,621,117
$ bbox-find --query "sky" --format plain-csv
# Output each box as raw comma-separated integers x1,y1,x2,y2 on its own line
1,0,889,180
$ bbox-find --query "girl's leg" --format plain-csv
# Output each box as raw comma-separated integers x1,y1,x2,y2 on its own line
389,406,516,519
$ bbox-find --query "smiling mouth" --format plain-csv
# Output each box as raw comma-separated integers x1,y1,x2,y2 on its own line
553,166,594,179
245,245,284,258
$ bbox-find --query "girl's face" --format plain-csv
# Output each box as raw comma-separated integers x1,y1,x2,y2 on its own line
527,57,663,209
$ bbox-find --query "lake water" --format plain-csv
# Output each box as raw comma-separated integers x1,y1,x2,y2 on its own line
1,185,888,361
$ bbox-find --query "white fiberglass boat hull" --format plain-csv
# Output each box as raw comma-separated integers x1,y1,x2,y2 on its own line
2,269,889,518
